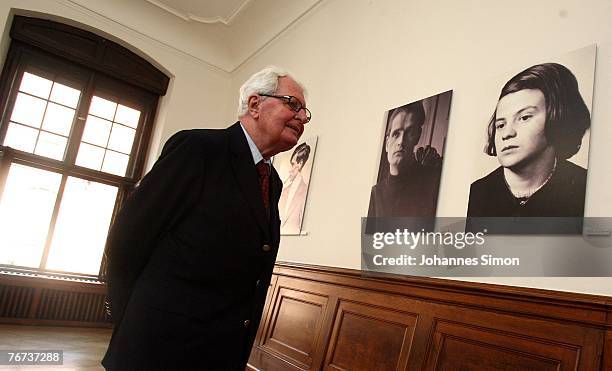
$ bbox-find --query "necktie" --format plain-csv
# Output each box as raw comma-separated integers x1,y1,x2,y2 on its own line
256,161,270,210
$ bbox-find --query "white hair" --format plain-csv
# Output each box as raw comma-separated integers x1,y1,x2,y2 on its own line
237,66,305,117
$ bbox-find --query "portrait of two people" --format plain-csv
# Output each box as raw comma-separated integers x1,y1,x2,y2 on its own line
368,47,593,226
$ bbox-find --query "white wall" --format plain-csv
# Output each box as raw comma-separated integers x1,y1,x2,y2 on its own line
0,0,235,171
3,0,611,296
229,0,612,295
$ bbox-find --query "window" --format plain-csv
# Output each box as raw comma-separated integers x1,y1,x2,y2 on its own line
0,16,168,279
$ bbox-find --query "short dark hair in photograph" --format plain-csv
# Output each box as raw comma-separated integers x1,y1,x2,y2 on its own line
385,101,426,137
291,142,311,165
485,62,590,160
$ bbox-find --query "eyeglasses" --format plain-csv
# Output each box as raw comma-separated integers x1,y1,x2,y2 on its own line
259,94,311,123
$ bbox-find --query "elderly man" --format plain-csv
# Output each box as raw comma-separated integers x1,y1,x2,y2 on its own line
368,101,441,218
102,66,310,370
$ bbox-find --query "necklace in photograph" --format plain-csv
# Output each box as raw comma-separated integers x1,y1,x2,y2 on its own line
505,157,557,206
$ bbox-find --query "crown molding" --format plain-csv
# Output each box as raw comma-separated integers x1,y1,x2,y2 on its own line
145,0,254,26
48,0,227,74
39,0,324,74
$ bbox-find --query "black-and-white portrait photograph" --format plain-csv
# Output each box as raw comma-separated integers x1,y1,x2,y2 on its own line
465,47,595,218
273,136,317,235
368,91,452,217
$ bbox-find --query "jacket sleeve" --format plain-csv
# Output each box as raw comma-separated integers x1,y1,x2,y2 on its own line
104,130,205,326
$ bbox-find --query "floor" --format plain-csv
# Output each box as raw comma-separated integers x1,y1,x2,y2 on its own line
0,324,112,370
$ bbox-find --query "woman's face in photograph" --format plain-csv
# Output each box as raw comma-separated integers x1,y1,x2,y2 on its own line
493,89,552,170
288,157,303,180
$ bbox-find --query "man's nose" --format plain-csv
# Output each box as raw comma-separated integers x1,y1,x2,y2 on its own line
295,108,308,123
397,132,406,147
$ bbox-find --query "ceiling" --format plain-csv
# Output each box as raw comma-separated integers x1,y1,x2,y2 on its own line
63,0,321,72
145,0,253,25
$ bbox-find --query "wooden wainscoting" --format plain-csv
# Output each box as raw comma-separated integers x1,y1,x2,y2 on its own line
0,273,111,327
248,263,612,371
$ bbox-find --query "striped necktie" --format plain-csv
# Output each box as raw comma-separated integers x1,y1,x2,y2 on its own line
256,161,270,210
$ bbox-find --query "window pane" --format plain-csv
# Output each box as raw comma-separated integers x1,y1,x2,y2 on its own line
89,96,117,120
42,102,75,136
115,104,141,128
19,72,52,99
3,123,38,152
108,124,136,154
46,177,118,275
82,115,112,147
75,143,105,170
10,93,47,128
49,82,81,109
0,164,61,268
102,150,129,176
34,132,67,161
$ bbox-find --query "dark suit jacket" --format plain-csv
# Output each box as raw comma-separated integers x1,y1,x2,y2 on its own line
102,122,282,370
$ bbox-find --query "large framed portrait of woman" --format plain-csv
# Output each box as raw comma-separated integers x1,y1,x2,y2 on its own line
454,45,596,225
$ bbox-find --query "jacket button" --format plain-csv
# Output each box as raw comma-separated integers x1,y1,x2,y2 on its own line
262,244,271,252
244,320,250,328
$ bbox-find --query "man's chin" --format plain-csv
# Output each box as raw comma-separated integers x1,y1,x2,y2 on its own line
284,132,300,146
285,126,302,139
276,137,299,154
396,158,417,171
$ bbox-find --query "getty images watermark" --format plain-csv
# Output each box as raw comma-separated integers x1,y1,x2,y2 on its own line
361,218,612,277
371,228,518,267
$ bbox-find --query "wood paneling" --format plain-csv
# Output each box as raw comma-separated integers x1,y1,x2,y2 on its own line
324,301,416,371
432,335,560,371
425,320,578,370
248,262,612,371
604,329,612,371
262,287,329,369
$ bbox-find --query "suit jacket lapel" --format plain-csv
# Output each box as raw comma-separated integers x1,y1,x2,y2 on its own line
228,122,270,239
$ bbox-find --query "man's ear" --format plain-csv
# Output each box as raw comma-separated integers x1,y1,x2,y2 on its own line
248,95,260,119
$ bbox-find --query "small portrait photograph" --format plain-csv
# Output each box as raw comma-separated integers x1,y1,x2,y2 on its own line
466,46,595,218
368,90,452,218
273,136,317,235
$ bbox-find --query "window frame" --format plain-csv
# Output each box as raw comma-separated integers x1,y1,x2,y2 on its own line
0,16,168,282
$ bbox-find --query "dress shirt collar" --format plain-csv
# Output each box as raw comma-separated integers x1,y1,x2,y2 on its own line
240,122,270,166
